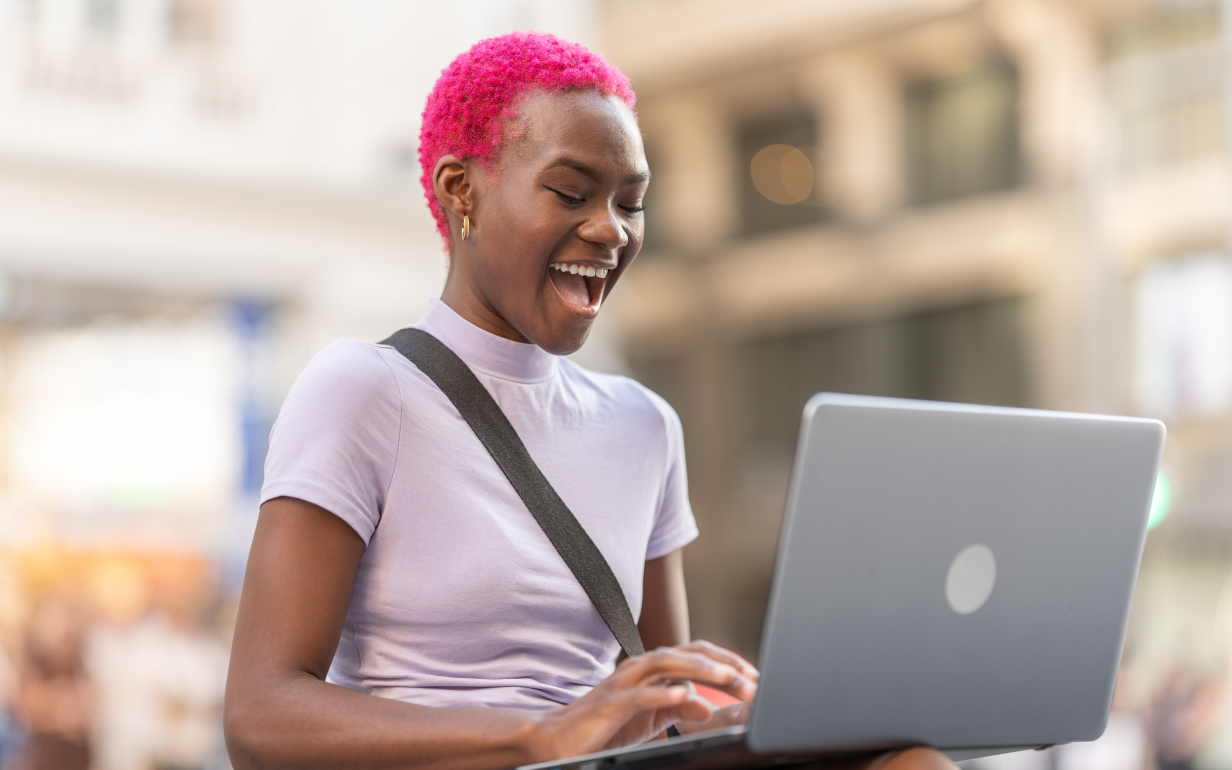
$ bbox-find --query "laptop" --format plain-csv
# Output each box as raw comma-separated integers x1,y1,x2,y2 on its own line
520,393,1166,770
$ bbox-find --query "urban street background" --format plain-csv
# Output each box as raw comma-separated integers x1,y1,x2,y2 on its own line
0,1,1228,769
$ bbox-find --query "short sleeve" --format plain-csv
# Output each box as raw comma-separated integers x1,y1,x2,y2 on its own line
261,339,402,545
645,395,699,560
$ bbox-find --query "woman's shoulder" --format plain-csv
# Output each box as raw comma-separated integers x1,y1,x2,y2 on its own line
558,360,681,431
289,338,403,406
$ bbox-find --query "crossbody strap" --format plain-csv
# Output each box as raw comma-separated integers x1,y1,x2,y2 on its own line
380,327,648,658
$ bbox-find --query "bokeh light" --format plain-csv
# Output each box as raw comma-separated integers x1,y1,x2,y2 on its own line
751,144,815,204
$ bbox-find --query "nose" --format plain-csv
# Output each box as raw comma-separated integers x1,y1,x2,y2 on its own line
578,205,629,251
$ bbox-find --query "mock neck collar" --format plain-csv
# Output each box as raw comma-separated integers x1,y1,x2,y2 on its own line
412,298,558,383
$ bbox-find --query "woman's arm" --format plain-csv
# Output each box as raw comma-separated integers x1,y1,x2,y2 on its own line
224,498,757,770
639,550,690,649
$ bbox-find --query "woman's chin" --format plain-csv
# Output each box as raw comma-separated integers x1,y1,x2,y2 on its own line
524,289,600,355
531,314,594,356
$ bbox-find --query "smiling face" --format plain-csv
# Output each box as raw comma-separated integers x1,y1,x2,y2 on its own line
433,89,648,355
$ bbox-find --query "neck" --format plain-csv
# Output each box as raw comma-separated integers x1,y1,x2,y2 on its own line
440,270,530,345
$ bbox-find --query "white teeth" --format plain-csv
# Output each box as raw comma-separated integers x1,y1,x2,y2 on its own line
550,263,610,278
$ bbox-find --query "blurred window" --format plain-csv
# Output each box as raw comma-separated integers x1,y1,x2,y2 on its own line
737,109,829,237
3,311,245,545
904,60,1023,205
1107,7,1223,173
15,0,39,24
1134,252,1232,420
735,296,1030,451
84,0,119,36
631,295,1030,461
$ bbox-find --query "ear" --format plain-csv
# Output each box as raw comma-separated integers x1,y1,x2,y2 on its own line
433,155,473,223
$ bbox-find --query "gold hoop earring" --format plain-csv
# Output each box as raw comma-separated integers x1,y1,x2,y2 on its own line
461,214,470,241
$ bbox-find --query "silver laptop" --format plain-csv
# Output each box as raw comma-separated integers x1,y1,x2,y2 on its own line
522,393,1166,769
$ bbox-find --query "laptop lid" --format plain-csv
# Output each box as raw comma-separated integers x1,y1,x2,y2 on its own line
748,394,1165,755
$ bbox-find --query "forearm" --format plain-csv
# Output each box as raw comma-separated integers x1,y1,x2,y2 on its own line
225,670,543,770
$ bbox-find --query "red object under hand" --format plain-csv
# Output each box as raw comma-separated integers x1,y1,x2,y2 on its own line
693,683,740,707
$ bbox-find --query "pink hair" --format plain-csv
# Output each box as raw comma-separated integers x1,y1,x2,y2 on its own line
418,32,636,248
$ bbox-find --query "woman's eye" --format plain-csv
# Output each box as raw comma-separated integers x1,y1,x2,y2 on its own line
545,186,584,205
619,204,645,214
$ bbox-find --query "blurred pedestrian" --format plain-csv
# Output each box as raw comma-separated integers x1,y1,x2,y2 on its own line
1150,671,1219,770
0,640,24,770
16,596,93,770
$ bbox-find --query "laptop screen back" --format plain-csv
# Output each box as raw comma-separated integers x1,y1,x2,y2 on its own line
749,394,1165,755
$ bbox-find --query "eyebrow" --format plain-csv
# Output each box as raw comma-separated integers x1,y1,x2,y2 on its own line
542,156,651,185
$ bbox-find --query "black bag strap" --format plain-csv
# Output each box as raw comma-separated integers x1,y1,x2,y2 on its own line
380,327,648,658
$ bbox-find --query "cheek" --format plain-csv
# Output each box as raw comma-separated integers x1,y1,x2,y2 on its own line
623,221,645,256
505,209,570,260
481,214,558,287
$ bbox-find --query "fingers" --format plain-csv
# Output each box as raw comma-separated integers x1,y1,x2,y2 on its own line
655,640,759,703
618,685,715,728
658,694,717,725
676,640,760,680
535,643,754,759
613,646,757,703
580,681,714,745
712,700,751,727
670,699,752,736
613,680,715,720
626,683,692,712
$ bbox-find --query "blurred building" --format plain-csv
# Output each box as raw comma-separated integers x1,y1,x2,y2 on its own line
601,0,1232,674
0,0,603,548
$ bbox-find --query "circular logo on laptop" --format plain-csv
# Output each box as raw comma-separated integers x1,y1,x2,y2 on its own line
945,544,997,615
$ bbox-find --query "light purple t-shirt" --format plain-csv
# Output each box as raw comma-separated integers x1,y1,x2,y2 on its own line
260,299,698,710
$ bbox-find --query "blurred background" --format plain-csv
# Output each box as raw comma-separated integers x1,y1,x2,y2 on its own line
0,0,1226,768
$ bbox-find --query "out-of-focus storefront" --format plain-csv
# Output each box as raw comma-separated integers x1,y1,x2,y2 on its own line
0,302,277,767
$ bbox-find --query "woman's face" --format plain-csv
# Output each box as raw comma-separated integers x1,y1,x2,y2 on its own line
436,89,649,355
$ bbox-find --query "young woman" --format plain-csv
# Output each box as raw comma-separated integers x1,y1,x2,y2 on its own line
223,33,954,770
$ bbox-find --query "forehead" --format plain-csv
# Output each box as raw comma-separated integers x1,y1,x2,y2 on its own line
507,90,645,172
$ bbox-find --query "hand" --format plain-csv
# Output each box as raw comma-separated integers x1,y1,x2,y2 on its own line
527,640,759,762
675,699,752,735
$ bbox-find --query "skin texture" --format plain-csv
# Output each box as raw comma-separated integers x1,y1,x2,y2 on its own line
224,89,958,770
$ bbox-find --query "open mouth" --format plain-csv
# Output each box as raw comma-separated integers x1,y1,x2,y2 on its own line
547,262,611,316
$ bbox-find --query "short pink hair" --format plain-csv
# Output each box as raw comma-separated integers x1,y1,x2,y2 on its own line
419,32,636,248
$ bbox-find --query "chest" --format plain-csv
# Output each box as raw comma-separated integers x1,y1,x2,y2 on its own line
356,373,666,625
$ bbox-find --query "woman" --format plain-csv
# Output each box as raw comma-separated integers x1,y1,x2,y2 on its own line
223,33,953,770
